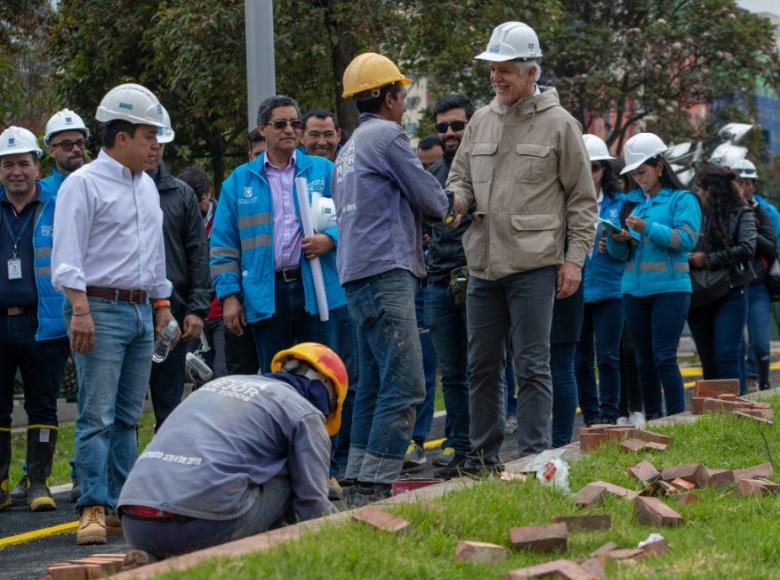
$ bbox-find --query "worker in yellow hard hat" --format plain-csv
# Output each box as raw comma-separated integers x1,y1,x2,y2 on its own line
116,343,346,561
333,53,459,508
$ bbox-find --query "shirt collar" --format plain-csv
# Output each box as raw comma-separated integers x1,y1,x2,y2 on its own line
97,148,141,181
264,150,296,172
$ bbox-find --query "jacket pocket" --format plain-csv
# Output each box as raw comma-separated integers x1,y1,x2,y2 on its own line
470,142,498,183
509,213,561,266
514,144,554,184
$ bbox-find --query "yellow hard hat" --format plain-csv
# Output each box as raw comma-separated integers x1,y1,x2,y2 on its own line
342,52,412,99
271,342,348,436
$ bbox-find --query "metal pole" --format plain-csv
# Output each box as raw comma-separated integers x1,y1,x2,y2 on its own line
245,0,276,132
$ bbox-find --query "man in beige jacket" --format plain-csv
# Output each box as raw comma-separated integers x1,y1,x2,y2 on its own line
446,22,596,469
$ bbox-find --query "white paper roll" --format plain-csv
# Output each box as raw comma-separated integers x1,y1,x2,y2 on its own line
295,177,330,322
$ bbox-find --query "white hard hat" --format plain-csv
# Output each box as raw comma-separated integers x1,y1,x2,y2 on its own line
620,132,668,175
476,22,543,62
95,83,166,128
583,134,614,162
732,158,758,180
44,109,90,144
157,105,175,144
311,195,337,233
709,142,747,169
0,126,42,159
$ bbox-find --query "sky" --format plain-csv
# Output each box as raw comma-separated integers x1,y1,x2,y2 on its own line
738,0,779,16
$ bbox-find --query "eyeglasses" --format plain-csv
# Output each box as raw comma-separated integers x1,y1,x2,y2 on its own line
435,120,467,133
266,118,303,131
50,138,89,152
591,164,604,172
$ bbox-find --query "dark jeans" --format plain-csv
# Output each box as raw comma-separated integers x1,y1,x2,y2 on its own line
505,353,517,416
224,326,259,375
551,342,578,448
331,306,358,477
250,278,336,373
0,313,68,428
149,341,188,430
412,288,437,445
619,321,645,415
575,299,623,424
343,269,424,484
423,282,469,457
746,283,771,388
623,292,690,418
688,286,749,394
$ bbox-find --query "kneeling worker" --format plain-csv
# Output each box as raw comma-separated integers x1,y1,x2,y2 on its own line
117,342,347,559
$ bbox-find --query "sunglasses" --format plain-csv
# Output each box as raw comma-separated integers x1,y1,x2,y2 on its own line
51,138,89,152
591,164,604,172
435,120,467,133
266,118,303,131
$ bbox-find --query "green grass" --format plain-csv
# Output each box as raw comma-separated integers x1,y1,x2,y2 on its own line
159,397,780,579
9,412,156,487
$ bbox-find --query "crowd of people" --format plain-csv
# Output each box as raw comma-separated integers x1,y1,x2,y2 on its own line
1,19,779,560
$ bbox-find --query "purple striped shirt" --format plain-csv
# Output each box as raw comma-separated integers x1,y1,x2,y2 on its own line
265,152,302,270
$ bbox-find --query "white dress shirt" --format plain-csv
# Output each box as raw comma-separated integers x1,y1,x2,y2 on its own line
52,149,172,299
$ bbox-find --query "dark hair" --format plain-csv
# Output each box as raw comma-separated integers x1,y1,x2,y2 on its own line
256,95,300,126
303,109,339,131
418,134,442,152
597,161,620,198
248,128,264,145
356,83,403,115
178,165,210,199
643,155,686,191
433,94,474,120
103,120,137,148
696,168,745,257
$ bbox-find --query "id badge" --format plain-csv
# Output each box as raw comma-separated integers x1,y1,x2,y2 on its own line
7,258,22,280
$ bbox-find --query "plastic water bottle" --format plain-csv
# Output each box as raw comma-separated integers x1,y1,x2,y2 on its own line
152,320,179,363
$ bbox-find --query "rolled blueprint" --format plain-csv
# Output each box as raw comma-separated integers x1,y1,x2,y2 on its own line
295,177,330,322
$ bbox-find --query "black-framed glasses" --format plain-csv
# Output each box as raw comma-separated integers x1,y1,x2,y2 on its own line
591,163,604,172
50,138,89,152
266,118,303,131
435,120,466,133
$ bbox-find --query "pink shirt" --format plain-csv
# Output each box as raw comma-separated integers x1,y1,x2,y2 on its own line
264,152,302,271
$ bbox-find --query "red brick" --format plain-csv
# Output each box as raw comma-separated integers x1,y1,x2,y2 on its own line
734,463,774,480
706,469,736,489
677,491,701,504
506,559,596,579
691,397,705,415
454,540,508,564
47,566,88,580
644,442,669,452
589,541,619,558
579,557,605,579
351,506,411,534
589,480,639,500
642,538,670,556
628,460,660,483
574,484,607,508
670,478,696,492
634,496,684,527
702,397,743,415
620,439,647,453
509,522,568,553
628,430,673,447
734,410,773,425
695,379,739,398
658,480,679,496
660,464,709,488
553,514,611,532
63,562,102,579
607,548,646,560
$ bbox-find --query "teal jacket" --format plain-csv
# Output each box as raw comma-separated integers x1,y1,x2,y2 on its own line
607,188,702,297
210,150,345,323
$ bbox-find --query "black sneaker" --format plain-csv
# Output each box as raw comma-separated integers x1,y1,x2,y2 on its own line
345,483,392,509
435,456,504,480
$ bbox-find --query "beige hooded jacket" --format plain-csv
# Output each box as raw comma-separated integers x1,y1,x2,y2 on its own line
446,87,597,281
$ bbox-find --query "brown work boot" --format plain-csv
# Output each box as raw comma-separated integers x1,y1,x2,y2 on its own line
105,512,123,536
77,505,107,545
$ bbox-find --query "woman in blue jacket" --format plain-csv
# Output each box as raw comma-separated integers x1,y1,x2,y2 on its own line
607,133,702,418
576,135,625,426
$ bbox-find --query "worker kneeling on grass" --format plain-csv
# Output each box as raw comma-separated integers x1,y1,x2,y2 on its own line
117,342,347,559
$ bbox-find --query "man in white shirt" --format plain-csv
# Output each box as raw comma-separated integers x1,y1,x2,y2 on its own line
52,83,176,546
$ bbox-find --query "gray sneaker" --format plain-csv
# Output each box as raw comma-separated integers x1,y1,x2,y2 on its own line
432,446,455,467
402,442,427,469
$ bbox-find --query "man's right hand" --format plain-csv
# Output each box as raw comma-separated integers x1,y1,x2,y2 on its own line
70,313,95,354
223,295,246,336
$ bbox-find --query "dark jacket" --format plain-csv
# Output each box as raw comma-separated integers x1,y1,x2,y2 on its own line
699,205,757,288
750,202,777,284
425,155,471,282
152,162,211,322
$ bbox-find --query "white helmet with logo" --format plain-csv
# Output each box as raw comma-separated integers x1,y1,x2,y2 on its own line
732,158,758,180
157,105,175,144
0,126,42,159
311,192,337,233
44,109,90,144
583,134,615,162
621,132,668,175
709,142,747,170
95,83,166,128
476,22,543,62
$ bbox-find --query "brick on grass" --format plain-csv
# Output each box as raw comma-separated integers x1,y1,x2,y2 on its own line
736,478,780,497
634,496,684,527
660,464,709,488
575,484,607,508
607,548,646,560
351,506,411,534
642,538,670,557
579,557,605,579
629,460,660,483
628,430,673,447
509,522,568,553
644,442,669,452
734,410,773,426
706,469,736,489
454,540,508,564
620,439,647,453
670,478,697,492
589,480,639,500
589,541,619,558
506,559,596,580
691,397,705,415
677,491,701,504
695,378,739,398
701,397,743,415
734,463,774,480
553,514,611,532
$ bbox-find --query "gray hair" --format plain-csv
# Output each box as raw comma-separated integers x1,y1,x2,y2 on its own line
515,60,542,83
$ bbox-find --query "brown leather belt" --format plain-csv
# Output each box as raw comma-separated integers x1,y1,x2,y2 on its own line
86,286,148,304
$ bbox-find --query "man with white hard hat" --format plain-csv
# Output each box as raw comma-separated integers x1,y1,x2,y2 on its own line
40,109,90,195
52,82,176,545
446,22,597,470
0,127,69,513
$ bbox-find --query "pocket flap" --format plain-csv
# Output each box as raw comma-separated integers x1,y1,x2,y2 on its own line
515,144,552,157
472,142,499,156
510,213,560,231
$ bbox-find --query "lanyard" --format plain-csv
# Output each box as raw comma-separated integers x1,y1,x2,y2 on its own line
3,206,35,259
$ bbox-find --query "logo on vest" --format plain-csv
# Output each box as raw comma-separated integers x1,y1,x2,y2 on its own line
40,225,53,238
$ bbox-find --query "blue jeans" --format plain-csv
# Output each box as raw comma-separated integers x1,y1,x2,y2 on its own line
331,306,358,477
412,288,437,445
688,286,749,394
551,342,578,448
424,282,469,456
575,299,623,423
148,340,187,430
746,283,772,388
343,269,424,484
250,278,336,373
623,292,690,418
66,297,154,511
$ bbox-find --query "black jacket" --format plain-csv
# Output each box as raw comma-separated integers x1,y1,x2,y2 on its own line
425,155,471,282
151,162,211,322
750,202,777,284
699,205,757,288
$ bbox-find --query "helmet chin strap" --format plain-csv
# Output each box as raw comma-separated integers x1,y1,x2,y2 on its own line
282,359,337,412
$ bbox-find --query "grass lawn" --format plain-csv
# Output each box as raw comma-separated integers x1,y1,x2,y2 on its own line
9,412,157,487
159,396,780,579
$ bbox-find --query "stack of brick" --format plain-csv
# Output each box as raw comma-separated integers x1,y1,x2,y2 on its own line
45,554,126,580
691,379,774,424
579,425,672,453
